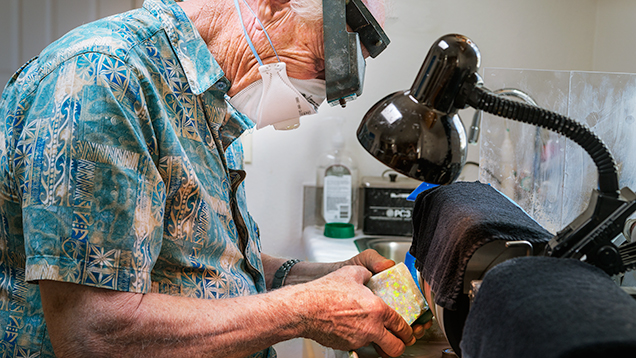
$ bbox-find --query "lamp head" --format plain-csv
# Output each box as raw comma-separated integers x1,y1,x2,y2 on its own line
357,34,481,184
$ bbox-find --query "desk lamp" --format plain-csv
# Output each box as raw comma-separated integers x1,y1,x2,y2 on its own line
357,34,636,276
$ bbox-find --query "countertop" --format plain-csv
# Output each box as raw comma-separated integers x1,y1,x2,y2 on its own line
302,226,361,263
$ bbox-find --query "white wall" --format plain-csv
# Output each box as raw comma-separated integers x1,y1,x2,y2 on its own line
593,0,636,73
3,0,636,260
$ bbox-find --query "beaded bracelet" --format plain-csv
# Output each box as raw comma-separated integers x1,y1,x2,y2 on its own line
271,258,302,289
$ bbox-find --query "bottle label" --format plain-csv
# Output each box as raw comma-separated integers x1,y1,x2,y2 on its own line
323,165,352,223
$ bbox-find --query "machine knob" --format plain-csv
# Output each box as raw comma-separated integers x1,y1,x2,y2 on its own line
597,245,619,267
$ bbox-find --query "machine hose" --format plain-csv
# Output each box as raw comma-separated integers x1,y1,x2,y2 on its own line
465,86,619,197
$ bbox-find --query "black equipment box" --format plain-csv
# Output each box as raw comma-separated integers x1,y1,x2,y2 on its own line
362,175,421,236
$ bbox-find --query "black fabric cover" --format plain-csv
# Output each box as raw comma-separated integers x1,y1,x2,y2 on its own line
461,256,636,358
409,181,552,310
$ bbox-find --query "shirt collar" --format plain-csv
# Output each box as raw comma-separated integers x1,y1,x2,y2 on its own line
143,0,228,95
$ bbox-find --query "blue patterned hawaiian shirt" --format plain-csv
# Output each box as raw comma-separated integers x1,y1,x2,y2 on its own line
0,0,274,357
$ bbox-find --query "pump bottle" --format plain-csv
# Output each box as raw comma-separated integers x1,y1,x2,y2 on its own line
316,124,359,229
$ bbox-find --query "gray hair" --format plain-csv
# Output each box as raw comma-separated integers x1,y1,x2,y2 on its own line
290,0,323,23
291,0,386,24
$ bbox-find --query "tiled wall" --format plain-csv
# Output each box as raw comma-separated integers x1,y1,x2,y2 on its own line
0,0,144,88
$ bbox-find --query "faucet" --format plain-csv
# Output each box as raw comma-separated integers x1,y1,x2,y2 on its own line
468,88,539,144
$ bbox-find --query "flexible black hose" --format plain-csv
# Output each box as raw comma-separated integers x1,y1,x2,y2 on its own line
465,86,619,197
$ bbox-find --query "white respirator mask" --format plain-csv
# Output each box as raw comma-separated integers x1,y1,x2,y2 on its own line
229,0,326,130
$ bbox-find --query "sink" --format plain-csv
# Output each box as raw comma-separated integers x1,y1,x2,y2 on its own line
355,342,455,358
353,236,456,358
354,237,412,263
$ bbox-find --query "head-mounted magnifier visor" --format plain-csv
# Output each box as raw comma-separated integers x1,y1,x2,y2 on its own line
323,0,390,107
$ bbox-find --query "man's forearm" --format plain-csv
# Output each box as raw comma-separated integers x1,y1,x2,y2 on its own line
261,254,343,289
40,280,306,358
40,263,415,358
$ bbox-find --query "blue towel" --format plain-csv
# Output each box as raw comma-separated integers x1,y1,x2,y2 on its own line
461,256,636,358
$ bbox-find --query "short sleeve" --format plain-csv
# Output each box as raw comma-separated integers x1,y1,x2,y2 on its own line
19,52,166,293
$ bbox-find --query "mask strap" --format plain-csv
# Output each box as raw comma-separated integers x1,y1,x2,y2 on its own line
234,0,281,66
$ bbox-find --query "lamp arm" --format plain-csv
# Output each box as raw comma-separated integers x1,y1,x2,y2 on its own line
462,83,619,197
460,81,636,275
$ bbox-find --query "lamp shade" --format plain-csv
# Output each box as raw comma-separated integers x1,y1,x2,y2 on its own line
357,91,467,184
357,34,480,185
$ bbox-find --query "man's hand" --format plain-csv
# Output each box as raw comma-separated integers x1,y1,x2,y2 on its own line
341,250,432,340
263,250,432,347
296,265,416,357
342,249,396,274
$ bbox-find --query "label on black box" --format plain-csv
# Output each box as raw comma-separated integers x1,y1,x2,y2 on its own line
367,206,413,221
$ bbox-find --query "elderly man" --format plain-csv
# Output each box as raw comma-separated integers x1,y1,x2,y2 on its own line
0,0,429,357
